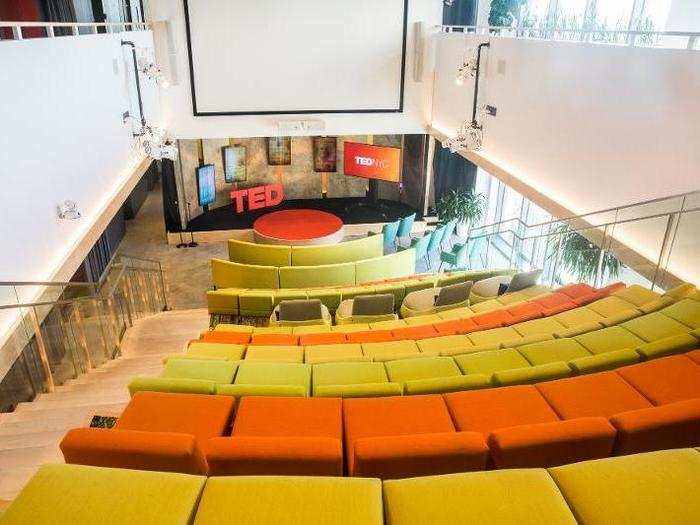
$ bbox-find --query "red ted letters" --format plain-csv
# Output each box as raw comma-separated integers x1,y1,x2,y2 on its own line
230,184,284,213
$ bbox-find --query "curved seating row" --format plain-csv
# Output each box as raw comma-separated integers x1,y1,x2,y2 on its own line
207,268,515,316
6,449,699,524
61,352,700,479
227,234,384,267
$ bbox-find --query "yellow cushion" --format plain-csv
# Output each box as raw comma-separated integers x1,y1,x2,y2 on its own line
214,324,255,333
469,326,521,347
304,344,366,364
244,345,304,363
361,340,421,360
416,334,473,355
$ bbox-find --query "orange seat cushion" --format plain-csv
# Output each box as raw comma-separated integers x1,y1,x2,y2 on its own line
444,385,559,434
687,349,700,365
610,398,700,455
353,431,488,479
391,325,439,341
615,355,700,405
535,372,652,419
206,436,342,476
573,292,607,307
506,302,545,319
533,293,575,309
60,428,208,475
346,330,394,344
201,331,251,345
343,395,456,475
488,417,616,468
471,311,510,327
249,333,299,345
232,396,342,439
557,283,596,300
116,392,235,445
298,332,347,346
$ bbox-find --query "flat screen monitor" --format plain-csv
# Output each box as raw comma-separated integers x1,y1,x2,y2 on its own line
343,142,401,182
196,164,216,206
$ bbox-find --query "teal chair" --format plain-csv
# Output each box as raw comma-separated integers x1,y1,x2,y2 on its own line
396,213,416,247
369,220,400,251
439,241,469,270
425,225,446,269
440,218,458,249
466,236,487,268
400,230,431,267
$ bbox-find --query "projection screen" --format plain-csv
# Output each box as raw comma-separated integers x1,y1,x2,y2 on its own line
183,0,408,115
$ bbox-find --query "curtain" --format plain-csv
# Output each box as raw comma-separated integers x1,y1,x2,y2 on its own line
41,0,76,35
443,0,478,26
161,160,183,233
432,140,478,205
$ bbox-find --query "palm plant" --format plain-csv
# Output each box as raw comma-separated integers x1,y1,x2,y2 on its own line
436,189,485,235
547,224,621,283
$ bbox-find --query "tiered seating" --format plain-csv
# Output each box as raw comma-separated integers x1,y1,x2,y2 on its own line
5,450,699,524
61,351,700,477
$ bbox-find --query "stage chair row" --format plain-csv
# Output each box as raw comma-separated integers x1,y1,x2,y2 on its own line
61,352,700,479
5,449,699,524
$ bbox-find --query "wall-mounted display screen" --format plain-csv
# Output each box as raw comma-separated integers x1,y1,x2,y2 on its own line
222,145,247,182
196,164,216,206
343,142,401,182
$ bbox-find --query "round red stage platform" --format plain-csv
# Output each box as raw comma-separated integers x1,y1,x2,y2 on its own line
253,209,345,245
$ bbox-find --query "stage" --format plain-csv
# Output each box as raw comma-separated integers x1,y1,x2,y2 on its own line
167,197,426,246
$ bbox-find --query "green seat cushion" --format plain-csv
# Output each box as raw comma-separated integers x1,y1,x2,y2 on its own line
635,333,699,360
586,296,636,317
492,362,572,386
216,384,307,397
548,449,700,524
513,317,566,337
403,313,443,326
385,356,461,383
339,285,378,301
517,339,591,366
1,464,205,525
402,277,436,296
416,335,474,355
162,359,238,383
185,343,246,361
312,362,388,393
436,306,474,320
356,249,416,283
502,333,555,348
228,239,291,266
660,298,700,329
455,348,530,375
621,312,691,342
306,288,343,311
314,382,403,398
468,326,522,347
404,374,491,395
272,289,308,307
128,377,215,396
436,271,469,287
469,298,504,312
574,326,645,354
244,345,304,363
361,340,421,361
234,362,311,396
211,259,279,289
239,290,275,316
279,263,356,289
206,289,243,315
383,469,576,525
568,348,640,374
304,344,366,364
553,307,605,328
194,476,383,525
610,284,660,307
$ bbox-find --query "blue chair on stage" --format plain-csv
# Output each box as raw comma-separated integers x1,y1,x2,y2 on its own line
424,224,446,270
440,218,458,249
369,220,400,251
395,213,416,247
400,230,432,268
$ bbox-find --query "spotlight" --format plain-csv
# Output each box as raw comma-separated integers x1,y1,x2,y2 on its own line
141,126,178,161
442,121,483,153
137,57,169,87
455,50,478,86
57,200,81,220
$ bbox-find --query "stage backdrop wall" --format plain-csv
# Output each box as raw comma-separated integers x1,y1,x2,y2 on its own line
175,135,406,227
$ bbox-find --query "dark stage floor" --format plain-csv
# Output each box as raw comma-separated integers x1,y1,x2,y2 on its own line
187,197,419,231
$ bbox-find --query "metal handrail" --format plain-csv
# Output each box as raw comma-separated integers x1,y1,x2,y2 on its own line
0,21,149,41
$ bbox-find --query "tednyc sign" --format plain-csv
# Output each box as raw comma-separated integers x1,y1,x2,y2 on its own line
230,184,284,213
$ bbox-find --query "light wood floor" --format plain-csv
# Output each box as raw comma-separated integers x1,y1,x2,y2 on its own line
0,308,208,501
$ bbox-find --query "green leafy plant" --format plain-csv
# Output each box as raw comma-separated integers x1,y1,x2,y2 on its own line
547,225,621,283
489,0,528,26
436,189,485,226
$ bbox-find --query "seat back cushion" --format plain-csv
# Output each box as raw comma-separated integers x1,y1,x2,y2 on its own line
505,269,542,294
435,282,473,307
279,299,323,321
352,293,395,316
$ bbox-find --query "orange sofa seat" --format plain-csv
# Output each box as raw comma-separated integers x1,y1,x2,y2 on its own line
206,396,343,476
615,355,700,405
60,428,209,475
444,385,559,434
249,333,299,346
347,330,394,344
557,283,598,300
488,417,616,468
299,332,347,346
610,398,700,455
471,310,510,327
535,372,652,419
688,349,700,365
201,331,251,345
343,395,483,478
391,325,439,341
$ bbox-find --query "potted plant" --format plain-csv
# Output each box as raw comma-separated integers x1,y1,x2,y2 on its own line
547,224,621,284
436,189,485,237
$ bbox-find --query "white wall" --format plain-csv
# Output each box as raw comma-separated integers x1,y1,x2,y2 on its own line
665,0,700,31
431,33,700,283
147,0,441,138
0,31,159,287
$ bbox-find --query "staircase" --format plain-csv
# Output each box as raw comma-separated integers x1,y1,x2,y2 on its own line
0,308,208,500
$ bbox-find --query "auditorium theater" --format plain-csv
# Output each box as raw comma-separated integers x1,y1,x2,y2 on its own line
1,0,699,522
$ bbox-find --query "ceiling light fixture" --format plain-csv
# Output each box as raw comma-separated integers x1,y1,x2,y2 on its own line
57,200,81,220
137,58,170,88
141,126,178,161
455,50,478,85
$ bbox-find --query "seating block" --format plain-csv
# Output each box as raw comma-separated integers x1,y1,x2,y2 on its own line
615,355,700,405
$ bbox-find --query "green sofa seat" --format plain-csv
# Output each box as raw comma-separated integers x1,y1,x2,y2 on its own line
517,339,592,366
468,326,521,347
635,333,699,360
304,343,366,364
228,238,291,266
568,348,641,374
162,358,238,383
660,298,700,329
361,340,421,361
280,262,356,288
314,382,404,398
621,312,690,342
355,249,416,283
574,326,645,354
0,464,205,525
552,306,605,328
312,361,390,395
491,362,572,386
455,348,530,375
290,234,383,266
238,290,276,317
229,362,311,396
385,356,461,384
244,345,304,363
211,259,279,289
128,377,216,396
404,374,492,395
206,289,244,315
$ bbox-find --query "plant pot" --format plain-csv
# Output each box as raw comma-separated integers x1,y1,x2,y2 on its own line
456,220,470,238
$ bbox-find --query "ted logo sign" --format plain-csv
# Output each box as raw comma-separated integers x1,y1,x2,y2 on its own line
230,184,284,213
343,142,401,182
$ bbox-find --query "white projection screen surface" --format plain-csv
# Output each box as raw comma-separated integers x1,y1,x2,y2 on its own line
183,0,408,115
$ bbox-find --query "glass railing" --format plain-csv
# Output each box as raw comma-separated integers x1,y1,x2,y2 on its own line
461,190,700,292
0,255,167,412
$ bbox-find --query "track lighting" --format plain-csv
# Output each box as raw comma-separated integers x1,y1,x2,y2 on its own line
455,49,477,86
137,58,169,87
140,126,178,161
57,200,81,220
442,121,483,152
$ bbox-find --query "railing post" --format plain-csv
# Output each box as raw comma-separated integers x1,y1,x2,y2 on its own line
71,303,95,369
158,262,168,311
651,210,681,291
688,36,698,50
45,26,55,38
72,26,79,36
594,224,610,288
12,26,23,40
29,306,54,392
